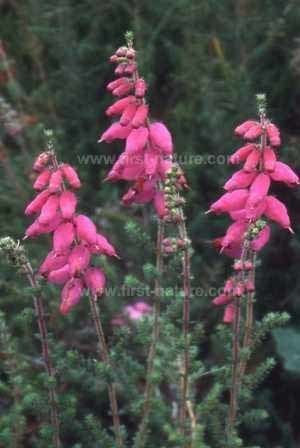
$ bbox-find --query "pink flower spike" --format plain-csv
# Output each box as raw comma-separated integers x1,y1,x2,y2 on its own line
243,148,261,172
213,293,232,306
245,198,266,221
25,189,51,216
38,195,60,224
224,278,234,294
75,214,97,244
33,152,51,172
149,122,173,155
234,120,257,137
224,170,257,191
39,251,70,276
263,147,276,172
68,244,91,276
53,222,75,252
99,122,132,143
33,169,51,191
48,264,70,285
223,303,236,324
48,169,63,193
251,225,271,252
59,191,77,219
61,164,81,189
209,189,249,214
270,161,300,187
60,278,84,315
125,127,149,153
244,123,263,140
92,233,119,258
132,104,149,128
119,102,137,126
153,191,166,218
264,196,292,231
230,144,256,165
267,123,281,147
84,268,106,297
105,96,136,117
247,173,271,208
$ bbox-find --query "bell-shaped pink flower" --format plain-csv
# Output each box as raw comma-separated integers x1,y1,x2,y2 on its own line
120,102,137,126
48,169,63,193
105,95,135,116
213,293,232,306
99,122,132,143
234,120,257,137
209,189,249,214
84,267,106,296
267,123,281,147
25,213,62,238
60,278,84,315
132,104,149,128
251,225,271,251
112,79,133,97
53,222,75,251
224,170,257,191
263,147,276,172
270,161,300,187
68,244,91,275
221,220,247,249
59,191,77,219
149,122,173,155
61,164,81,189
92,233,119,258
230,144,256,164
247,173,270,208
223,303,236,324
39,250,70,275
264,196,292,231
125,127,149,153
33,169,51,191
144,147,159,176
106,77,128,92
243,148,261,172
75,214,97,244
244,123,263,140
245,198,266,220
38,195,60,224
135,78,147,98
25,189,51,216
48,264,70,285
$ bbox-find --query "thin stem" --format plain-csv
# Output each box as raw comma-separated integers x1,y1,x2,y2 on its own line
88,294,123,448
227,244,248,436
240,251,256,378
134,219,164,448
24,262,61,448
178,216,192,440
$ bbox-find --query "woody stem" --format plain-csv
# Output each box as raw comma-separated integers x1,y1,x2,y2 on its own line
88,294,123,447
24,262,61,448
134,219,164,448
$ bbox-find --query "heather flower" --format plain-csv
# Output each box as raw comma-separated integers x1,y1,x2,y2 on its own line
25,137,118,314
99,38,179,217
210,95,298,323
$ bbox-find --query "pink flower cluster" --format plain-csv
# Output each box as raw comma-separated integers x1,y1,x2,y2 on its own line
25,151,118,314
99,42,175,217
210,116,299,323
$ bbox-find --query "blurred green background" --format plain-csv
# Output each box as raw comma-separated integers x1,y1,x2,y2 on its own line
1,0,300,446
